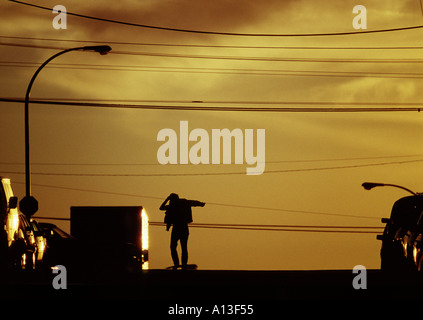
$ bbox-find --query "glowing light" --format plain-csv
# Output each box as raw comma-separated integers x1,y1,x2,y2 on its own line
35,234,46,262
141,208,149,270
413,246,419,264
2,178,20,246
142,262,149,270
21,253,26,269
141,208,149,251
7,210,19,245
403,241,408,257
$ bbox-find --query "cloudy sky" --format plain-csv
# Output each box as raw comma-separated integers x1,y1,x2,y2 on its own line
1,0,423,270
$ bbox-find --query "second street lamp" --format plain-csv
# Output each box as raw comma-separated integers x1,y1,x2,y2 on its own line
20,45,112,217
361,182,418,196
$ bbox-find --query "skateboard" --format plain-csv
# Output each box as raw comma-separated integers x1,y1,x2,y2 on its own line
165,264,198,270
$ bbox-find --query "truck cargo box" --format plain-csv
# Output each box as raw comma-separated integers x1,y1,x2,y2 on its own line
70,206,149,270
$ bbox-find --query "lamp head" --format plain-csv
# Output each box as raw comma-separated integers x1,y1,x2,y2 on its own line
82,45,112,55
361,182,417,195
362,182,385,190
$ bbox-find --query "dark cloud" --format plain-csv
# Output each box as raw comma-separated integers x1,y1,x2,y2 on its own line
83,0,293,31
40,0,295,42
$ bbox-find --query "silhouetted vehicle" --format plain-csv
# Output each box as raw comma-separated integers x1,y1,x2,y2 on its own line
40,214,148,282
377,195,423,272
30,219,46,264
0,177,46,271
38,222,79,272
68,206,149,280
16,213,47,270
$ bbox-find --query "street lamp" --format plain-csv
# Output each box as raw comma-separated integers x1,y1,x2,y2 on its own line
20,45,112,217
361,182,417,196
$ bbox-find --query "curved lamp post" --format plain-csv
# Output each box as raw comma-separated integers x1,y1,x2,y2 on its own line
20,45,112,217
361,182,417,196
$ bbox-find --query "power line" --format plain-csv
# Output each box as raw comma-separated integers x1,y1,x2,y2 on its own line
3,96,423,107
149,222,382,234
10,181,377,220
1,41,422,64
4,35,423,50
266,154,423,163
111,50,423,63
1,98,421,112
4,41,423,64
0,41,64,51
3,158,423,177
2,154,422,166
34,217,382,233
34,217,382,230
11,180,164,201
3,61,423,79
9,0,423,37
202,203,376,220
151,222,383,229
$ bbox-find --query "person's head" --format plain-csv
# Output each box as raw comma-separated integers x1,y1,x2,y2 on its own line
169,193,179,203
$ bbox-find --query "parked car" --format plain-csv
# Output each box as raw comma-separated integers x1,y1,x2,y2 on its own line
38,222,79,271
0,177,46,271
378,195,423,272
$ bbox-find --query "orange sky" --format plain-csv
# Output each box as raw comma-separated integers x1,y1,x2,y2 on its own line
1,0,423,270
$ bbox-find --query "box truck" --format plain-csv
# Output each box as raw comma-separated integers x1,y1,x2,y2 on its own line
70,206,149,274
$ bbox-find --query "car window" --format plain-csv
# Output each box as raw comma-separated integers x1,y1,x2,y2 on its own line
52,227,73,239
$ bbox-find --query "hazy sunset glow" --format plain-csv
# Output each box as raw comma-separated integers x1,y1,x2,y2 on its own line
1,0,423,271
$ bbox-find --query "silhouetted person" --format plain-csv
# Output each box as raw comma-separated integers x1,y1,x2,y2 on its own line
160,193,205,269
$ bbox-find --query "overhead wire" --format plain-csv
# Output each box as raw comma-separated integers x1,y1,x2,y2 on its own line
111,50,423,63
148,222,383,234
150,222,383,229
2,61,423,80
1,96,423,107
2,158,423,177
10,181,378,220
3,41,423,64
8,0,423,37
0,98,421,112
4,35,423,50
34,217,383,233
1,153,422,166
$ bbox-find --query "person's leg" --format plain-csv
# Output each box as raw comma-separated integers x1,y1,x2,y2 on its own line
180,233,189,267
170,228,180,267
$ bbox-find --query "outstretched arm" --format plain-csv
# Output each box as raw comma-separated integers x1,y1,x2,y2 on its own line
188,200,206,207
